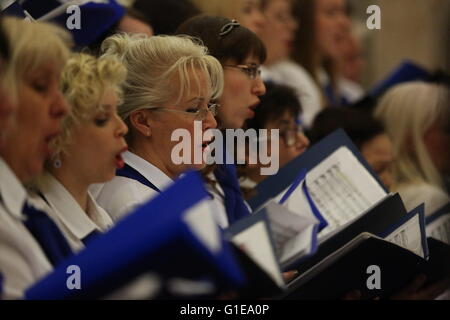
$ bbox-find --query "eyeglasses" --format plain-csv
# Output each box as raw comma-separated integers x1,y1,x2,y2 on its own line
280,124,305,147
224,64,262,79
150,102,220,121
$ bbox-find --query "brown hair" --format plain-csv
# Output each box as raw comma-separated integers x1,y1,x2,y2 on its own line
176,15,267,65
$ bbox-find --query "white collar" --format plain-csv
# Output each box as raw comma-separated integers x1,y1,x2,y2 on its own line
123,151,173,191
0,157,27,220
40,174,113,241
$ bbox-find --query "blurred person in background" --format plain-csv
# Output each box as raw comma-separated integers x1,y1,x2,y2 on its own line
259,0,322,128
374,81,450,216
292,0,360,107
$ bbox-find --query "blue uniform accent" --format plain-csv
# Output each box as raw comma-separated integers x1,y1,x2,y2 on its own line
116,163,161,193
22,202,73,267
214,163,251,225
81,230,102,247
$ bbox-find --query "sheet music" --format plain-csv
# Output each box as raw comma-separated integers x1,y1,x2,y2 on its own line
305,147,387,238
427,212,450,245
183,200,222,254
231,219,285,287
264,201,318,266
385,214,424,258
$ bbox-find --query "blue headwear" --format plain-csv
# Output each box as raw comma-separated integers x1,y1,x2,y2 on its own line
18,0,126,47
0,1,29,19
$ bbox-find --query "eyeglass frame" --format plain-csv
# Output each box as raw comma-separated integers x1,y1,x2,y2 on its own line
223,63,262,79
279,123,305,147
147,102,220,121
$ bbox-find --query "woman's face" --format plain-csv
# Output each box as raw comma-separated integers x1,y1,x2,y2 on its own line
220,56,266,129
239,0,266,36
0,61,69,182
0,81,15,149
259,0,298,65
118,14,154,37
315,0,351,60
361,133,394,190
265,110,309,168
61,87,128,184
145,69,218,177
424,121,450,176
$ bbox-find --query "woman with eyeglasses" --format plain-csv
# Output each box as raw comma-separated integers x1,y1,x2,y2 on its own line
94,34,223,223
176,16,267,227
241,82,310,188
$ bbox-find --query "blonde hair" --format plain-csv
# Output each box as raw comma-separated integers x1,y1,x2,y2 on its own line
49,53,127,160
374,81,449,191
100,33,224,120
1,17,72,104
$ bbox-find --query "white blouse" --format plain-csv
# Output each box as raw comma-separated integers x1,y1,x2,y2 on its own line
35,173,114,252
0,158,52,299
95,151,174,222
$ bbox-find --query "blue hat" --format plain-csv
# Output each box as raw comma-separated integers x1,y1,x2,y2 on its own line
0,1,29,19
21,0,126,47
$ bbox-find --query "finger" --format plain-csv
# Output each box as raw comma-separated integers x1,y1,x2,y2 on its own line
283,270,299,282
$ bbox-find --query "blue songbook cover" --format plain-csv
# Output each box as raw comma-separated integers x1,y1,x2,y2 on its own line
26,171,246,300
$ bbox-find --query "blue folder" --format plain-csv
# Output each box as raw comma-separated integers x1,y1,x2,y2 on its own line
248,129,388,211
369,60,430,98
25,171,246,300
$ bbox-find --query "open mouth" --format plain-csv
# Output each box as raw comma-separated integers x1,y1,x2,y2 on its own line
115,147,128,169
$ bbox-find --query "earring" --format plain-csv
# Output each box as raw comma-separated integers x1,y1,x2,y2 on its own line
53,155,62,169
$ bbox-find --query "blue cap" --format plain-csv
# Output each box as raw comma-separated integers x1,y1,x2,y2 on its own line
21,0,126,47
1,1,28,19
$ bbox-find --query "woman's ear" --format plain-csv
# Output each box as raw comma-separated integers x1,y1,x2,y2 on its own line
129,110,152,137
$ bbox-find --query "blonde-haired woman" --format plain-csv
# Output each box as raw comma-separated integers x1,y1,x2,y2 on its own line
374,81,450,217
31,53,129,251
192,0,266,36
0,17,70,299
95,34,223,223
